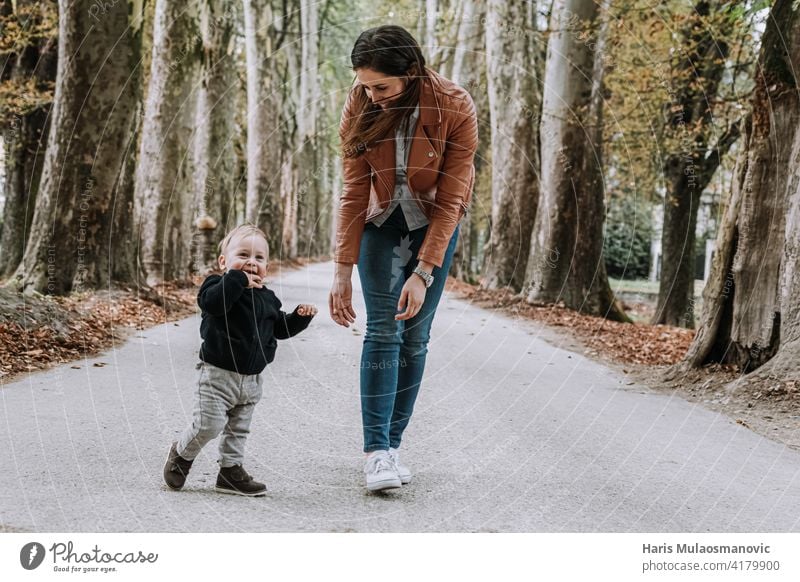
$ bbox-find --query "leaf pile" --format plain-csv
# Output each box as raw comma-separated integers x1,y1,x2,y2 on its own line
0,283,196,381
445,280,695,366
0,257,322,382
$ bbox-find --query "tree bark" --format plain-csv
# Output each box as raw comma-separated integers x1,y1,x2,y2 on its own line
243,0,283,254
652,0,736,328
191,0,237,271
1,110,50,280
11,0,145,294
683,0,800,377
425,0,439,66
296,0,321,258
448,0,485,283
136,0,202,285
523,0,629,322
482,0,539,291
0,0,57,280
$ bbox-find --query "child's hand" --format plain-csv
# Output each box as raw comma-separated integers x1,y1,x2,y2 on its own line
243,271,263,289
296,304,317,317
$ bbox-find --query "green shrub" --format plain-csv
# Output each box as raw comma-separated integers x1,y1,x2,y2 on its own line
603,195,653,280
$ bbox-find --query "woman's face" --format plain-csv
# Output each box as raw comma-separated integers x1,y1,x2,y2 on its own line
355,67,407,109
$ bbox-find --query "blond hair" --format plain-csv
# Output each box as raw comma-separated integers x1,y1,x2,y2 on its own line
218,223,268,255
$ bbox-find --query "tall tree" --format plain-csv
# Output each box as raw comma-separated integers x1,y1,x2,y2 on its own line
683,0,800,382
192,0,238,232
0,0,57,280
482,0,539,291
652,0,740,328
281,0,324,259
11,0,145,294
524,0,629,321
136,0,202,285
448,0,487,282
417,0,487,281
425,0,440,66
243,0,283,254
188,0,241,274
298,0,324,258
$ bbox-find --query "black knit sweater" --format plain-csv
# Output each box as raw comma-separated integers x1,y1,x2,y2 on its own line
197,269,314,374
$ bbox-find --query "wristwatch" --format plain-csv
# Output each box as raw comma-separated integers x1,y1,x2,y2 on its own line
412,264,434,288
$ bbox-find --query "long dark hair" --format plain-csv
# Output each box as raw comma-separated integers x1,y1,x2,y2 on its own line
341,25,428,158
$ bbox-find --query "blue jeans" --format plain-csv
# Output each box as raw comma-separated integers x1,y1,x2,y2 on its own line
357,205,460,452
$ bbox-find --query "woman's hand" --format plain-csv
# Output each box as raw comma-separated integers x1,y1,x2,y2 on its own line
329,264,357,327
396,273,427,320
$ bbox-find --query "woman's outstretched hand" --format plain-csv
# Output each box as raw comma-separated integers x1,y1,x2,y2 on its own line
329,264,357,327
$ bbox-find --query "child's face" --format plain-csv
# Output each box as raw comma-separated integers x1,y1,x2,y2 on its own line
219,234,269,280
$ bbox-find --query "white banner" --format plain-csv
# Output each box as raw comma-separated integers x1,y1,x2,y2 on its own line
1,533,798,581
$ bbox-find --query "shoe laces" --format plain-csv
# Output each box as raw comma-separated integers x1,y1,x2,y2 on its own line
170,457,192,473
367,453,394,474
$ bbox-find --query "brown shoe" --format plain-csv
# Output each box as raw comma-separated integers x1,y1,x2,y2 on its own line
163,442,193,490
215,465,267,497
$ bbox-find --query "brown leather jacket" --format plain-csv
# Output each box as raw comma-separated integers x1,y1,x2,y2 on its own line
334,68,478,268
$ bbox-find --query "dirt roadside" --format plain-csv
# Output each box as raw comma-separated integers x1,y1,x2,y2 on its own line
0,258,318,383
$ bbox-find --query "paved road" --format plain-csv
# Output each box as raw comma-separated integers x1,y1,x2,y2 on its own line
1,261,798,532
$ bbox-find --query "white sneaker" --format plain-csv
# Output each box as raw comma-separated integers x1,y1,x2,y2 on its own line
364,450,402,491
388,447,412,484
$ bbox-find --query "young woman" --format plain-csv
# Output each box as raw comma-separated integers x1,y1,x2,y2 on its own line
329,25,478,491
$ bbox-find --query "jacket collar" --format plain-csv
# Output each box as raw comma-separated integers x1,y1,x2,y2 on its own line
418,68,442,126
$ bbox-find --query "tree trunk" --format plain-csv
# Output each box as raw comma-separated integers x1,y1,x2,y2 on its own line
416,0,426,43
276,7,299,259
683,0,800,377
448,0,485,283
482,0,539,291
1,109,49,280
281,154,299,258
296,0,321,258
768,126,800,381
652,0,735,328
425,0,439,66
523,0,629,322
0,0,57,280
243,0,283,254
11,0,145,294
136,0,201,285
191,0,237,271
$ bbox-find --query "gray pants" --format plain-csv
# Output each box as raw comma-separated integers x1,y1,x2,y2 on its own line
177,360,263,468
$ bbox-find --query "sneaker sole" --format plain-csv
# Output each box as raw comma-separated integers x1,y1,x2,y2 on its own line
399,475,412,485
214,486,267,497
366,477,402,491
